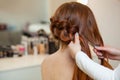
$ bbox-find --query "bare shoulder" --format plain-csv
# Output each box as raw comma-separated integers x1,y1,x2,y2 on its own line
41,53,57,80
42,53,57,67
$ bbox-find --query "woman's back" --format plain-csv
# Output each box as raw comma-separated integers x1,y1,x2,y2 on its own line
41,49,75,80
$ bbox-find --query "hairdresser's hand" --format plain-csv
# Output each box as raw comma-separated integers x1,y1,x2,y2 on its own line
68,33,81,59
94,46,120,60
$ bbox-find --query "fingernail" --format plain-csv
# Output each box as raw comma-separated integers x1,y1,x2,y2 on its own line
99,56,104,59
95,46,99,48
75,32,79,36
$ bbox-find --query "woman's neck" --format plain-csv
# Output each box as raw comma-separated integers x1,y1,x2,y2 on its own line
57,44,74,61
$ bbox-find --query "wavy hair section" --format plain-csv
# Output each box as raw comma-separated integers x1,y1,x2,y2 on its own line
50,2,113,80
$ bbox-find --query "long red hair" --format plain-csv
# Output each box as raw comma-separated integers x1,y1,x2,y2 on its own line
50,2,113,80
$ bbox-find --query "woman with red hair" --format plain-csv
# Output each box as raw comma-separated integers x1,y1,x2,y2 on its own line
41,2,112,80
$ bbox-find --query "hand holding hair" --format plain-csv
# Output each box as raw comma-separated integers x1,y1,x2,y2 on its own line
94,46,120,60
68,32,81,59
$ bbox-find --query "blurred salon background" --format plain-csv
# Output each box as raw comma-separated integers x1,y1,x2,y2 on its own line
0,0,120,80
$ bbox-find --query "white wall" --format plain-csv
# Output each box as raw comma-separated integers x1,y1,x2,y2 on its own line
88,0,120,48
0,0,48,30
47,0,76,18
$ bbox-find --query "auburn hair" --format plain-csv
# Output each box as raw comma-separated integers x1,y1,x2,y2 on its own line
50,2,112,80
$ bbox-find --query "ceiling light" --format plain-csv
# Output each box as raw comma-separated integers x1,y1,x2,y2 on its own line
77,0,88,5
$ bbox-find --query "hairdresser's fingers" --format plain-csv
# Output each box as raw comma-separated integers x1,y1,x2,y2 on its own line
94,49,104,59
69,40,81,51
93,48,102,55
68,41,79,59
93,48,97,53
96,52,103,56
93,48,104,58
74,32,80,44
95,46,110,52
98,56,104,59
69,41,74,48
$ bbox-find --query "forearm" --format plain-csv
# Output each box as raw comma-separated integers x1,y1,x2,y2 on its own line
75,51,114,80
